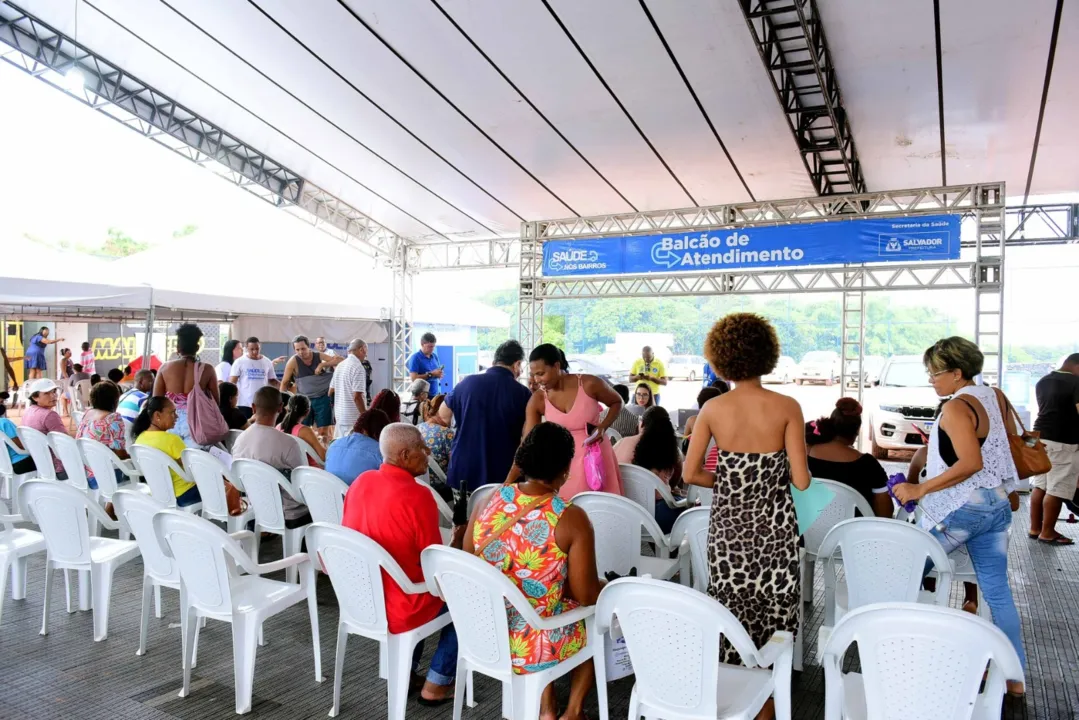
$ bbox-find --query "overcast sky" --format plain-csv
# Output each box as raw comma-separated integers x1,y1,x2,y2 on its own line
1,59,1075,346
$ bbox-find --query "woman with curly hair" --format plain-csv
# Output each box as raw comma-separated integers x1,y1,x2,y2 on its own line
518,343,624,499
466,421,603,720
683,313,810,701
805,398,892,517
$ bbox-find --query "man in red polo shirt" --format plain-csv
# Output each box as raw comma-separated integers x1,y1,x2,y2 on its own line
341,422,460,705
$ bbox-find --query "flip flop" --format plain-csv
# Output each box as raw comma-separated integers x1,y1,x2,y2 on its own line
417,694,455,707
1027,532,1040,540
1038,535,1075,545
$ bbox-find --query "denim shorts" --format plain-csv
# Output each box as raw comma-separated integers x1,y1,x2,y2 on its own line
303,395,334,427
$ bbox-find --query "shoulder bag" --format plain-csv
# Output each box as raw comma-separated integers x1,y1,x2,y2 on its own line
995,388,1051,479
188,360,229,446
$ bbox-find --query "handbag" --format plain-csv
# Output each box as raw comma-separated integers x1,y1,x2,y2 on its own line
583,442,606,491
998,391,1051,480
188,360,229,446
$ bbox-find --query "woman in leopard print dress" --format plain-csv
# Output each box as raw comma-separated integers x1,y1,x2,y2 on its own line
684,314,811,673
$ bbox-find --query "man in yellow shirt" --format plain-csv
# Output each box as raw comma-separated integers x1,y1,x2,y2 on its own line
629,346,668,405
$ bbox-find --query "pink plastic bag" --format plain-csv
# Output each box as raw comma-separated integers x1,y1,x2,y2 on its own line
583,442,605,491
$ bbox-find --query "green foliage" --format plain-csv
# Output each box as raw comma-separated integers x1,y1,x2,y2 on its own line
475,288,1073,364
99,227,149,258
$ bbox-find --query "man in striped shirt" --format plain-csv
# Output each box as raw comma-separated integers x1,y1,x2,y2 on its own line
117,370,154,423
330,339,368,439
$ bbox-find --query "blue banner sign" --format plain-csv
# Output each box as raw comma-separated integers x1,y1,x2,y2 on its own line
542,214,961,277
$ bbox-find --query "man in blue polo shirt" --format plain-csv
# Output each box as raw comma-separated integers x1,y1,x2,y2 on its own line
407,332,443,395
440,340,531,500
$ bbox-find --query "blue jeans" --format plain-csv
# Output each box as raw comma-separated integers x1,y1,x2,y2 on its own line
411,606,457,686
176,484,202,508
926,487,1027,671
654,499,685,535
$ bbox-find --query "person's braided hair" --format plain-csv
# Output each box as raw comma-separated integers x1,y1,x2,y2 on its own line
514,422,575,483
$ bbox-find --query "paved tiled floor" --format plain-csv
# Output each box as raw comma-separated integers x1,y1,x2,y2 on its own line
0,495,1075,719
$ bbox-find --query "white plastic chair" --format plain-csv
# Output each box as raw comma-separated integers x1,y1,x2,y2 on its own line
669,506,808,673
16,426,57,481
466,484,498,521
112,489,199,658
595,577,794,720
821,602,1023,720
0,434,36,510
293,467,348,525
293,435,325,468
427,455,447,483
306,523,452,719
0,498,47,627
232,459,309,584
420,544,608,720
802,478,875,605
153,509,322,715
417,477,454,544
181,448,254,533
668,507,710,592
619,463,687,517
605,427,622,443
686,482,714,508
48,432,103,531
130,444,203,514
20,479,139,641
79,438,142,518
816,518,952,657
571,492,679,580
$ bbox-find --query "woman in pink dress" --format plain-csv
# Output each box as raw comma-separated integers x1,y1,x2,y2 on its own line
519,344,623,499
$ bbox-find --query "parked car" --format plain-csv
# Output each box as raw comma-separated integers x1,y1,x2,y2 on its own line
795,351,841,386
845,355,885,388
566,354,627,386
667,354,708,382
763,356,799,384
867,355,941,459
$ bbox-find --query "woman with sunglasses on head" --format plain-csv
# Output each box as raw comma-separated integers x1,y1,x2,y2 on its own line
892,336,1026,696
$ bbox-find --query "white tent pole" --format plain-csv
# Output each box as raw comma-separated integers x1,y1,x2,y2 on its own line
143,287,155,366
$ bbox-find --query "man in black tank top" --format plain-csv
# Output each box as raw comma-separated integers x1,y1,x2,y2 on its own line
279,335,343,444
1029,354,1079,543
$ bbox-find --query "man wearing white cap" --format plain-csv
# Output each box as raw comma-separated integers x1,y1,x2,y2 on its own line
402,379,430,426
21,378,68,477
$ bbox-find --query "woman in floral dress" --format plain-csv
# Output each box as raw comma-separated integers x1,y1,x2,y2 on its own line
75,380,131,491
466,422,604,720
417,395,455,474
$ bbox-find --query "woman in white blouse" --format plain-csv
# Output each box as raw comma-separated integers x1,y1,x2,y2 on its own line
215,340,242,383
893,337,1025,696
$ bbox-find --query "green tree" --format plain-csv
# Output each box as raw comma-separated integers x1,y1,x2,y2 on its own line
99,227,149,258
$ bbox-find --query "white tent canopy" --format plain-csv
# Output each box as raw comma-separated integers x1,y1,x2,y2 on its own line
0,233,508,334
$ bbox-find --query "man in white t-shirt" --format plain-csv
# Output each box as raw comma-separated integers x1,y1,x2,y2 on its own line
229,336,278,418
315,337,337,358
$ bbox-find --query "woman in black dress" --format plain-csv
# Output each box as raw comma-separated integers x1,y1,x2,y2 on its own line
805,398,893,517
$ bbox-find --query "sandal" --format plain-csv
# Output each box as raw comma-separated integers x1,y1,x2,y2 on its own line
1037,534,1074,545
1027,532,1040,540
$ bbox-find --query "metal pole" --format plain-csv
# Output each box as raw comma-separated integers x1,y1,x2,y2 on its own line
143,287,155,366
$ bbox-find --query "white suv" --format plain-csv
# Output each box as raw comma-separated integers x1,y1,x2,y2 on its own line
868,355,941,459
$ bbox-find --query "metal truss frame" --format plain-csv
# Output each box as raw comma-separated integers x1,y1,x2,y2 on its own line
1004,203,1079,246
737,0,865,196
389,242,414,393
409,237,520,270
519,183,1006,385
